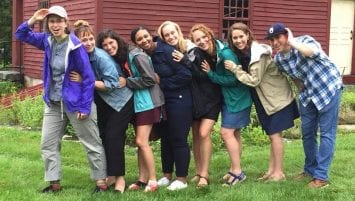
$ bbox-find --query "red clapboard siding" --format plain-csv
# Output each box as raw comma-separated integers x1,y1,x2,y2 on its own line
19,0,97,80
0,84,43,108
250,0,330,52
16,0,346,84
100,0,220,42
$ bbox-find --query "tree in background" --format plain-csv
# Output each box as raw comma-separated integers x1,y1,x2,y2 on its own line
0,0,12,67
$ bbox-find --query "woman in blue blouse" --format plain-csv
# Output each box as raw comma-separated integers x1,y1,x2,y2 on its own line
72,20,133,193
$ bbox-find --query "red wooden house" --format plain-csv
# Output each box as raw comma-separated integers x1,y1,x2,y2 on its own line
12,0,355,86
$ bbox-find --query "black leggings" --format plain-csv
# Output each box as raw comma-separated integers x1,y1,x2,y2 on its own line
95,95,133,176
157,106,192,177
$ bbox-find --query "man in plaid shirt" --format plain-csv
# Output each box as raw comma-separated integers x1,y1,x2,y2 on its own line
265,23,343,188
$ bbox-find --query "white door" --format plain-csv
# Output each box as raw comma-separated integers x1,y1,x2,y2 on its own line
329,0,354,76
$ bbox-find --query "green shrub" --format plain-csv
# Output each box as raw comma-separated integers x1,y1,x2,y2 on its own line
0,105,16,125
64,122,75,136
210,121,225,150
0,81,21,97
339,86,355,124
125,124,136,146
242,125,269,146
283,118,302,139
11,95,44,129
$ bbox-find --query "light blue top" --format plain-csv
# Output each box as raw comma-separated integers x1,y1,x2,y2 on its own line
89,47,133,112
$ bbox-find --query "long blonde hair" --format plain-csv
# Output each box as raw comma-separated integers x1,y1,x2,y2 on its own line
157,21,188,53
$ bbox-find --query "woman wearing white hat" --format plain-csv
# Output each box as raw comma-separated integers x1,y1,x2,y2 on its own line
15,5,108,193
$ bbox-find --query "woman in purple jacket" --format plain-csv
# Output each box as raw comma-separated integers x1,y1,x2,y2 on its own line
15,5,107,193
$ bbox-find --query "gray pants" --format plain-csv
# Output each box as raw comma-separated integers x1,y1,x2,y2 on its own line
41,102,107,181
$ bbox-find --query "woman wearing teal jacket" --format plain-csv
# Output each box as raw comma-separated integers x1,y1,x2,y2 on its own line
196,24,252,186
126,26,165,193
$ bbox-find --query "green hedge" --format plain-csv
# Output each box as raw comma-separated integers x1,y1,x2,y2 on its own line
2,85,354,148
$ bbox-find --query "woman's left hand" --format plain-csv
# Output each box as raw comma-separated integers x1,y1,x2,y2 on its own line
201,60,211,72
172,49,185,62
69,71,82,82
224,60,236,71
118,76,126,88
77,112,88,120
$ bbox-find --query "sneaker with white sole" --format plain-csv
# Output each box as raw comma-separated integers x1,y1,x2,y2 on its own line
167,180,188,191
157,177,170,186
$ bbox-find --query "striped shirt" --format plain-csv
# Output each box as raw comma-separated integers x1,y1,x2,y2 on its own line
274,35,342,111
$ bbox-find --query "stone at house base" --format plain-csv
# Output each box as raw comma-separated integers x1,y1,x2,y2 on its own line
338,125,355,131
0,71,21,81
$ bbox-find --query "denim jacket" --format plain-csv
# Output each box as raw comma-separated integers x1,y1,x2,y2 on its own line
89,47,133,112
15,21,95,114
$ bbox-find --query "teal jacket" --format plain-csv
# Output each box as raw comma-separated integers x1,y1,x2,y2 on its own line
207,40,252,113
127,47,164,113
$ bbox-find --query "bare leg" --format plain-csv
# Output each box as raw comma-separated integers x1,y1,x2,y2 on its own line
197,119,215,186
115,176,125,192
191,121,201,182
136,125,156,181
221,128,242,179
137,148,148,182
223,129,243,181
268,133,285,181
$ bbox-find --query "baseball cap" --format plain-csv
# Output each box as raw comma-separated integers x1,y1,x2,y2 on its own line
265,23,287,39
47,5,68,18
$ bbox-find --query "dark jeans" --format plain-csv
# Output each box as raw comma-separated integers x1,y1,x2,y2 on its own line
157,106,192,177
96,95,133,176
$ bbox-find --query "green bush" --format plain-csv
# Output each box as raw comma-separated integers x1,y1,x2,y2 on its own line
2,85,354,150
0,80,21,97
125,124,136,146
339,86,355,124
11,95,44,129
282,118,302,139
242,125,269,146
0,105,16,125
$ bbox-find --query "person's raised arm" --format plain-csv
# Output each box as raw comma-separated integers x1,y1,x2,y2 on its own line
286,28,314,57
28,9,49,26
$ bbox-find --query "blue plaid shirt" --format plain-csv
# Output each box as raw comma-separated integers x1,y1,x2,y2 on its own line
274,35,342,111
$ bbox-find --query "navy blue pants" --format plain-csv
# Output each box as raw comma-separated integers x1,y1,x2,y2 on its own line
157,105,192,177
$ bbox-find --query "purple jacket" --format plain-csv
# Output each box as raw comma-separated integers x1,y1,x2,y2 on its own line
15,21,95,114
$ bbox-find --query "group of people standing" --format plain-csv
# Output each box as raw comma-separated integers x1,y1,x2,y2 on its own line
15,5,342,194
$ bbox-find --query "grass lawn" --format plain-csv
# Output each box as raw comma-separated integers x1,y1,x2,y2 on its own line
0,126,354,201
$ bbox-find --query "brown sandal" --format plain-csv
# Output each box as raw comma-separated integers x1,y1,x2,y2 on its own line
257,173,271,181
190,174,201,183
196,175,209,188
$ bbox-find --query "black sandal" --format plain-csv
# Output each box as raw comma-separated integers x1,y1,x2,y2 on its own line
128,180,147,190
222,171,246,186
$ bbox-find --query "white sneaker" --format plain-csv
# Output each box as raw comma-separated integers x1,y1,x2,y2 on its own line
166,180,188,191
157,177,170,186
